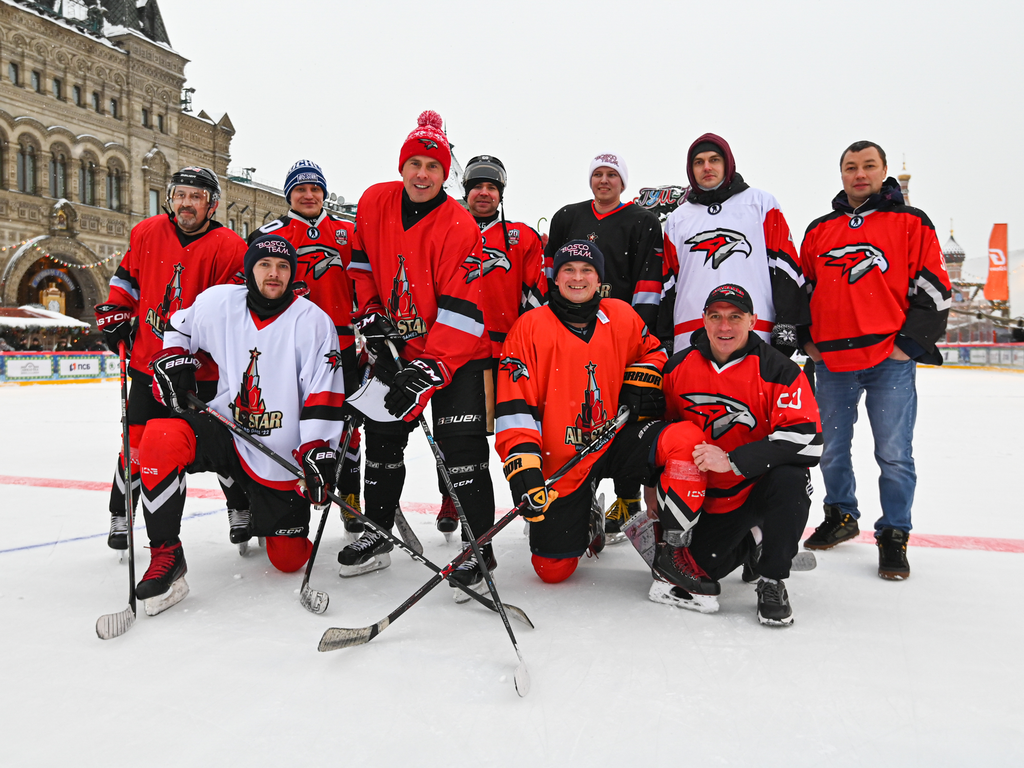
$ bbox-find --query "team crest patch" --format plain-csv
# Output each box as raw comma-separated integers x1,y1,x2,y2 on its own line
499,355,529,382
679,393,756,440
324,350,344,372
463,247,512,283
822,244,889,283
508,228,520,245
684,229,752,268
145,262,184,340
335,229,348,246
565,362,609,451
231,348,284,436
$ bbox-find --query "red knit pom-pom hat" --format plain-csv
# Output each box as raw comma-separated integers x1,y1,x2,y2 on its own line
398,110,451,179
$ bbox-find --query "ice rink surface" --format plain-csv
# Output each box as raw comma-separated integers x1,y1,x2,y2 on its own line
2,366,1022,767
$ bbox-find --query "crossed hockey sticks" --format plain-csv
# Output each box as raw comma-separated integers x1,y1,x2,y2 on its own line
96,342,138,640
318,405,631,697
183,393,531,624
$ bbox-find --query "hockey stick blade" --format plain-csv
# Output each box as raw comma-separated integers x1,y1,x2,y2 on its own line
299,583,329,615
319,622,384,651
514,654,531,697
394,506,423,555
96,605,136,640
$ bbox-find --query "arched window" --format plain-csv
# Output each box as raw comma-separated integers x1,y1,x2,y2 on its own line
106,164,123,211
79,155,98,206
49,150,68,198
17,138,38,194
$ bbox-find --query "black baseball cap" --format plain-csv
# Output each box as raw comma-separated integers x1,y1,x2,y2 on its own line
703,283,753,314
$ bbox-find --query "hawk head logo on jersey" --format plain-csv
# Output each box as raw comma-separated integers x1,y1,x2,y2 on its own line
145,262,185,339
499,355,530,382
387,255,426,338
565,362,609,451
679,393,756,440
230,348,284,436
418,138,439,150
324,350,344,372
822,244,889,283
462,246,512,283
685,229,752,269
297,245,344,281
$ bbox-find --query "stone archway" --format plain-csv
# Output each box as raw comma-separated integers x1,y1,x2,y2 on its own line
1,235,110,327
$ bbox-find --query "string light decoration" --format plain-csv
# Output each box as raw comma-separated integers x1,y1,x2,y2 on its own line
0,240,123,269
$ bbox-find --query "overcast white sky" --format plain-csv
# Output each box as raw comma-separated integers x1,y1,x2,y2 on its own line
160,0,1022,280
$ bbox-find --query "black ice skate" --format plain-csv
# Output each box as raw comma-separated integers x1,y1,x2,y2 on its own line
228,508,251,555
435,496,459,541
450,543,496,604
648,575,719,614
107,512,128,551
653,542,721,596
340,494,364,535
136,539,189,616
337,527,393,577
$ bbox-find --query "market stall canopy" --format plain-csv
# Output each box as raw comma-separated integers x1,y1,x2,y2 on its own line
0,306,91,330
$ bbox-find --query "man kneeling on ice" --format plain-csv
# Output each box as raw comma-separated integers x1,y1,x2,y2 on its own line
651,284,822,625
133,234,347,616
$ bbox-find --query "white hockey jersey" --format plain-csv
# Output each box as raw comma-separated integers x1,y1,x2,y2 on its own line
662,186,806,351
165,285,346,487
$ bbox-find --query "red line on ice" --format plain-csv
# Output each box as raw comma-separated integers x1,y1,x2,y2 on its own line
0,474,225,499
799,528,1024,553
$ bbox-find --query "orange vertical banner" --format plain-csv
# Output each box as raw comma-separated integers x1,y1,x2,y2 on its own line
984,224,1008,302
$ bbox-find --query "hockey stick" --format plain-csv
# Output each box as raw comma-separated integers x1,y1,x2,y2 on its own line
298,419,356,614
393,506,423,555
183,393,528,622
96,342,138,640
385,343,529,693
318,406,631,672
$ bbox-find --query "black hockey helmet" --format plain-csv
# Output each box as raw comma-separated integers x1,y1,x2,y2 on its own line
462,155,507,198
166,166,221,207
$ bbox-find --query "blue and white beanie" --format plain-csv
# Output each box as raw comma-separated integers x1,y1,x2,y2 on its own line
284,160,328,204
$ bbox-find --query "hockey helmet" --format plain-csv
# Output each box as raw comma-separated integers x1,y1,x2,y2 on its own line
166,166,222,207
462,155,507,198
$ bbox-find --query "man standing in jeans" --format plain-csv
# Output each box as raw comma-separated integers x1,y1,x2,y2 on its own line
798,140,951,579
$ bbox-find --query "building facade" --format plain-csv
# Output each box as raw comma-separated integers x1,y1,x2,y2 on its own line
0,0,286,333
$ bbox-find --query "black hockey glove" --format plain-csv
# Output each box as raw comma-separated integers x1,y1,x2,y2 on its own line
94,303,135,353
293,440,338,506
619,364,665,422
355,312,403,360
770,323,798,359
503,452,557,523
383,358,450,422
150,347,200,414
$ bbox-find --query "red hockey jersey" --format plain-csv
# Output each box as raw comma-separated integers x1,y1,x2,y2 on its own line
349,182,490,371
800,194,952,372
496,299,667,497
254,210,356,352
107,214,245,380
663,333,821,514
465,218,546,358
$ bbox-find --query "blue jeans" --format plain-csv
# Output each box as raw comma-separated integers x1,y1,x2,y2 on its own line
815,358,917,534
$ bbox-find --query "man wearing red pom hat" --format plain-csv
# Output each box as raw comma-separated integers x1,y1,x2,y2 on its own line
341,110,497,600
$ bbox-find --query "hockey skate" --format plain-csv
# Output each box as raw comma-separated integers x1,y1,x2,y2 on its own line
604,496,640,545
136,540,189,616
648,577,719,614
337,528,393,577
435,495,459,542
587,491,606,556
340,493,364,537
228,508,251,555
755,577,794,627
653,542,721,596
107,512,128,551
450,543,496,604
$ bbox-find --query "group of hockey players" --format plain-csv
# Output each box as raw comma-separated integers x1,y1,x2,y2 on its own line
97,109,951,627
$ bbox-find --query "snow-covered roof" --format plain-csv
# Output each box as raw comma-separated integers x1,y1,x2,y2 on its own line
943,235,966,262
0,306,91,329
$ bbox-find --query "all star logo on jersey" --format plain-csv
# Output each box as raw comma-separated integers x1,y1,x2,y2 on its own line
499,355,530,382
145,262,184,339
297,245,344,281
387,254,426,338
685,229,752,269
462,246,512,283
230,348,283,436
822,244,889,283
565,362,609,451
679,392,756,439
324,349,344,372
